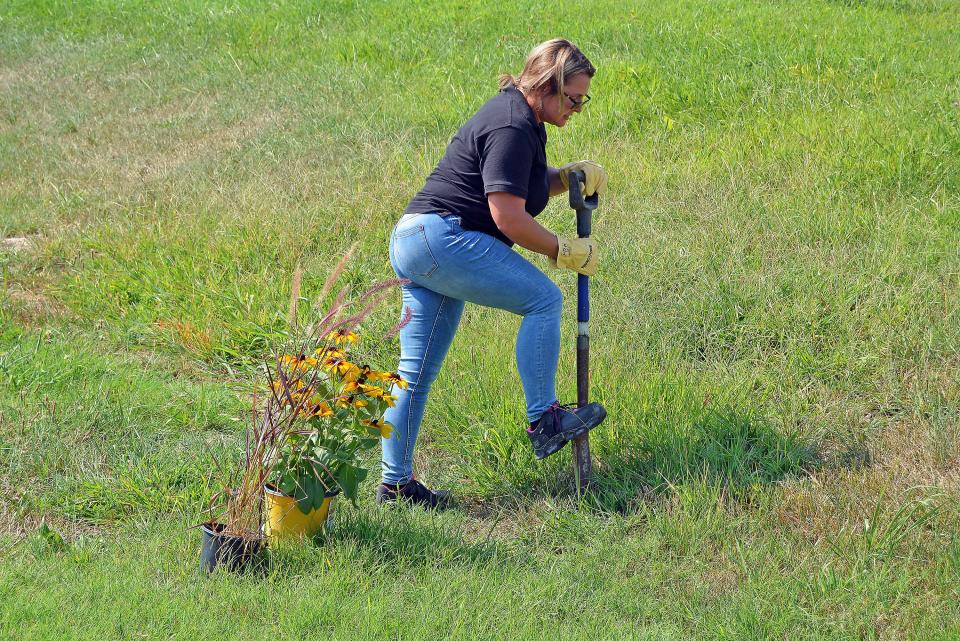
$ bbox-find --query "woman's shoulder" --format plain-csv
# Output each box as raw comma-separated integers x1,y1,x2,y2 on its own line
468,89,539,138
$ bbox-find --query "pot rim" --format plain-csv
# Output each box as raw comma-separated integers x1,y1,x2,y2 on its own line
263,482,341,499
200,521,265,544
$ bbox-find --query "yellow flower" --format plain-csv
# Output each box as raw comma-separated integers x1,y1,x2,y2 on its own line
280,354,315,371
316,347,345,360
272,379,306,403
363,418,393,439
353,398,369,409
337,361,362,382
309,400,333,417
383,394,397,408
368,370,408,390
292,386,314,402
343,381,361,394
334,395,351,408
359,383,385,399
387,372,408,390
325,330,359,345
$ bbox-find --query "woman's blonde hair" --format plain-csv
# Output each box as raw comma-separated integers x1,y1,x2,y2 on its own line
499,38,595,100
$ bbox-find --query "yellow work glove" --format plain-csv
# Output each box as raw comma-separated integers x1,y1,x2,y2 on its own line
558,160,608,197
551,234,598,277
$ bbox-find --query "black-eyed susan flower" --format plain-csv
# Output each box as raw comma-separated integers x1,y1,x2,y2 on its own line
291,386,314,403
337,361,362,382
367,370,408,390
272,378,307,403
362,418,393,439
359,383,385,399
316,347,345,360
386,372,408,390
280,354,316,371
308,400,333,417
325,330,359,345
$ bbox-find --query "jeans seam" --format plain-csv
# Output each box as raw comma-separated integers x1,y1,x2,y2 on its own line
535,309,544,413
394,223,424,239
402,294,447,483
417,229,440,277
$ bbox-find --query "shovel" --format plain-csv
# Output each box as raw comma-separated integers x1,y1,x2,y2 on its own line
567,170,598,492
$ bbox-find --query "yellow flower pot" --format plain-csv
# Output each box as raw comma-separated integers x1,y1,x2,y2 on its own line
263,484,338,540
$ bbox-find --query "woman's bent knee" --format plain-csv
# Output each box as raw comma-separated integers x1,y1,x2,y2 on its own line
529,282,563,316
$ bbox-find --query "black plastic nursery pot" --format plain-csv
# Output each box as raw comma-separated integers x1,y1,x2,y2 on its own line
199,521,265,574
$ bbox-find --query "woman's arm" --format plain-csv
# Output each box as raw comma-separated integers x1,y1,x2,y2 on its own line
547,166,566,196
488,192,559,259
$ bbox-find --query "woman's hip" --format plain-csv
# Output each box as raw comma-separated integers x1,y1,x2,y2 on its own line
390,212,561,315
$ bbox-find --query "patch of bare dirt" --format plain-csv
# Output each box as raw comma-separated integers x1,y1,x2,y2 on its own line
2,286,69,325
1,237,32,252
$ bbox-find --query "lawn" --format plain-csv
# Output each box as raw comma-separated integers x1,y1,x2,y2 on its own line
1,0,958,639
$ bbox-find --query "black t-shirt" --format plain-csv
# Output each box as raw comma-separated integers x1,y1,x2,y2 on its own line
404,85,550,247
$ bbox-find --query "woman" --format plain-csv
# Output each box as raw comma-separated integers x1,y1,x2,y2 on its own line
378,39,608,507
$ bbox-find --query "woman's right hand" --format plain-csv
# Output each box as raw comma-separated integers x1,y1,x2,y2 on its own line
552,234,598,276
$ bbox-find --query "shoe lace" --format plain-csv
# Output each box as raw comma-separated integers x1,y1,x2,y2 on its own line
539,401,579,433
545,400,579,416
541,400,591,429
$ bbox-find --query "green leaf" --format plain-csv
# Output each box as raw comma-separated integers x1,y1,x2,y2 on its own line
293,473,322,512
278,473,296,495
311,446,331,466
38,521,67,552
333,463,368,505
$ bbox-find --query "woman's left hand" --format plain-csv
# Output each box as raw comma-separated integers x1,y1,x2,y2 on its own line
558,160,607,196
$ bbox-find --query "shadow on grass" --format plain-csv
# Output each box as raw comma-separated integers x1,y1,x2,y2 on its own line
458,405,820,515
585,406,819,512
319,504,510,569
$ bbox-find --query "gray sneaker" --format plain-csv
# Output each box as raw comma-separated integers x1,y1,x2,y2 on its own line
527,401,607,460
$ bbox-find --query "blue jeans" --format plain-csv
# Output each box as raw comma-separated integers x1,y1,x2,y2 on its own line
381,212,563,485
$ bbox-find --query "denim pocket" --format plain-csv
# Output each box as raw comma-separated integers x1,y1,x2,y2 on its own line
392,224,438,278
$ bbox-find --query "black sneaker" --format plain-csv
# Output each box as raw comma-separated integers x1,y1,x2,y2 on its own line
375,478,452,510
527,401,607,460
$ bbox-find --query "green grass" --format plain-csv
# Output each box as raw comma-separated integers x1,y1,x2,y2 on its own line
1,0,959,638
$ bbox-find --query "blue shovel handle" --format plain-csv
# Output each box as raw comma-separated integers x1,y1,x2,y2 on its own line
566,170,598,491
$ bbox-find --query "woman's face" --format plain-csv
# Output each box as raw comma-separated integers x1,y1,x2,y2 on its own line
540,72,592,128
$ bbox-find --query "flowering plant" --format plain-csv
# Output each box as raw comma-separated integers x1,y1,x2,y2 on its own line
266,329,407,509
205,251,409,538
